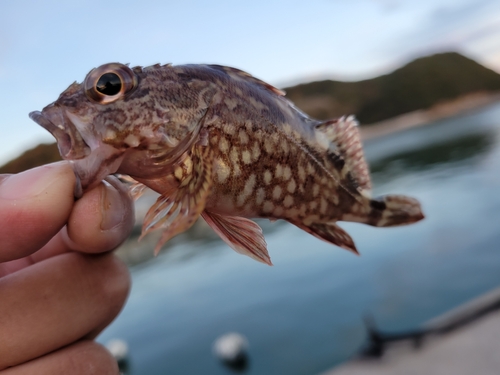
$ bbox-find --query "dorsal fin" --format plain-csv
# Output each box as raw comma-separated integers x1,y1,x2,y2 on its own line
316,115,372,194
209,65,286,97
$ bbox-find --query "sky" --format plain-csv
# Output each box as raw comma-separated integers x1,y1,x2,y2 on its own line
1,0,499,165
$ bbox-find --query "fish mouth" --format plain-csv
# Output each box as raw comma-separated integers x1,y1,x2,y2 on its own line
29,106,91,160
30,105,124,195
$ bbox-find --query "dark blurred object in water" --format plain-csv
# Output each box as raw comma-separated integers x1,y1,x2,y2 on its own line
361,286,500,358
105,339,130,374
213,332,250,372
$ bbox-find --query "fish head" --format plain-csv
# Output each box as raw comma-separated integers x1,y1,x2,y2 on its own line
30,63,201,193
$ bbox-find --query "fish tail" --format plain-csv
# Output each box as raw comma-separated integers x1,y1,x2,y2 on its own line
367,194,424,227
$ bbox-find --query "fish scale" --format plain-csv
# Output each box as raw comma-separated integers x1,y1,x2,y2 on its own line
30,62,424,265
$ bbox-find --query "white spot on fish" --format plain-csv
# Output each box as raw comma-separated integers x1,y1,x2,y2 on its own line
224,97,238,110
287,179,296,194
230,147,239,164
245,120,253,132
254,130,263,141
219,137,229,153
275,164,283,179
283,166,292,181
256,187,266,205
320,197,328,214
283,195,294,208
272,186,282,200
273,206,284,217
124,134,140,147
233,163,241,177
238,129,249,145
303,214,319,226
298,166,306,182
271,132,280,146
105,129,116,139
330,193,339,205
249,96,266,111
264,138,273,154
307,163,315,174
215,160,230,184
139,127,154,138
251,142,261,161
281,123,292,135
313,184,320,197
222,124,235,136
237,174,256,207
263,201,274,213
282,141,289,154
242,150,252,165
263,170,272,185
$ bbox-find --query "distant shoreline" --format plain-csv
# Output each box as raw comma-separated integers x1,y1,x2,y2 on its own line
359,91,500,141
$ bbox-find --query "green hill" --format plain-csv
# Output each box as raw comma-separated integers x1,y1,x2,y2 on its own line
2,52,500,174
284,52,500,123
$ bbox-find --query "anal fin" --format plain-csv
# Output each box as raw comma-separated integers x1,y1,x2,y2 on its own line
292,221,359,255
202,211,271,266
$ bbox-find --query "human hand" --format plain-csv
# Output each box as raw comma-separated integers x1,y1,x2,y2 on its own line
0,162,134,374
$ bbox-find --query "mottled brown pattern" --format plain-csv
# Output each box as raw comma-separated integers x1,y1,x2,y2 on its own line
30,61,424,262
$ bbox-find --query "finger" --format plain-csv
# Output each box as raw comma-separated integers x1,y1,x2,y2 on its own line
64,176,135,253
0,341,118,375
0,175,135,277
0,252,130,370
30,176,135,262
0,162,75,262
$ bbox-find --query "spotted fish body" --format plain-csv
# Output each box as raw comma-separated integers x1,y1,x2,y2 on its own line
30,63,424,265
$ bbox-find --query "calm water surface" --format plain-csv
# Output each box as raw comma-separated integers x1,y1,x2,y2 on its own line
99,103,500,375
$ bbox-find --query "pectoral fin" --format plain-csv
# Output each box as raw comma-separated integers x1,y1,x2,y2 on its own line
202,211,271,266
141,145,213,255
292,221,358,255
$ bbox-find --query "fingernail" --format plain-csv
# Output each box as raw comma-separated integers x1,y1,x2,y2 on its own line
0,163,69,200
100,180,127,230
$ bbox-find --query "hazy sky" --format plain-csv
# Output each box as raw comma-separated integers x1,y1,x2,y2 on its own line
1,0,499,165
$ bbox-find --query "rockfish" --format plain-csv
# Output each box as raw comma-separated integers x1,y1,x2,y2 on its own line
30,63,424,265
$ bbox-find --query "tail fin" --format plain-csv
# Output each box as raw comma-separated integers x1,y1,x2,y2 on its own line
368,195,424,227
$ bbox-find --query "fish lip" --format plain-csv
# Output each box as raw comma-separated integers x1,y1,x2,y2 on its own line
29,107,91,160
30,107,124,194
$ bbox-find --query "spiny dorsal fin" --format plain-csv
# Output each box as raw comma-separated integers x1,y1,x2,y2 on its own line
317,115,372,194
209,65,286,97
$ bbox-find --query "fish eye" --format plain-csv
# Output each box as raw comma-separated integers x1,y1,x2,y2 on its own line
96,73,122,96
84,63,138,104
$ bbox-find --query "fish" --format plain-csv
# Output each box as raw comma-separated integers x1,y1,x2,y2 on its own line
30,62,424,265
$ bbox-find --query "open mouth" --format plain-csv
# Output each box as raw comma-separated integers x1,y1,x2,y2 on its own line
29,106,91,160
